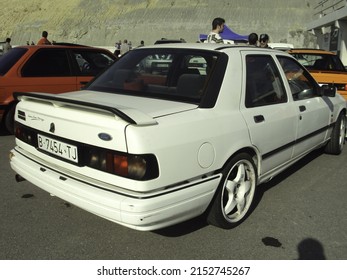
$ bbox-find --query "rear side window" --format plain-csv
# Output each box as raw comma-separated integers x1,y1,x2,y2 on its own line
71,50,115,76
245,55,287,108
21,49,71,77
0,48,28,76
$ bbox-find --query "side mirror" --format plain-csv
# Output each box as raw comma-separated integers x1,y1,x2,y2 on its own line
320,84,336,97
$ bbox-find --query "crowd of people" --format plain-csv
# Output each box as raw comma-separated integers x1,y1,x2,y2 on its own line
248,32,270,48
207,17,271,48
114,17,271,54
1,30,54,53
2,20,270,55
1,30,143,57
114,39,145,57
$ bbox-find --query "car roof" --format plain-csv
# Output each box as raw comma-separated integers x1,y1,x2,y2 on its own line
14,44,109,51
139,42,286,53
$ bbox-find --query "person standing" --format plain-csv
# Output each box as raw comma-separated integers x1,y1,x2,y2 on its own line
3,38,12,53
248,33,258,47
114,40,121,57
207,17,225,43
259,33,270,48
120,39,130,56
37,31,52,45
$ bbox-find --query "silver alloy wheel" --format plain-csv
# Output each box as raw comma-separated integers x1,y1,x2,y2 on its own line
325,112,346,155
221,159,256,223
338,114,346,151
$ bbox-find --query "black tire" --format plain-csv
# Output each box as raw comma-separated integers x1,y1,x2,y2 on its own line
325,112,346,155
207,153,257,229
4,104,16,135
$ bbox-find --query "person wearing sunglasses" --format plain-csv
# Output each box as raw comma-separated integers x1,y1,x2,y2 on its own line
259,33,270,48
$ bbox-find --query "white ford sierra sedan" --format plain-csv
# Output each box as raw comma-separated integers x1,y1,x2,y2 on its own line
10,44,346,231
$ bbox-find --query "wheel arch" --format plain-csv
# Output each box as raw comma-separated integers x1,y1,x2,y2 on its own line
341,108,347,119
206,147,259,228
336,108,346,137
220,146,261,181
2,100,18,134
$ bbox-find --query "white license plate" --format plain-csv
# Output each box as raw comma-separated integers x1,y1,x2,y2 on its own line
37,134,78,163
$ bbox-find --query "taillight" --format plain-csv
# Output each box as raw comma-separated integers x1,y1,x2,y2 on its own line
15,122,36,146
85,149,158,180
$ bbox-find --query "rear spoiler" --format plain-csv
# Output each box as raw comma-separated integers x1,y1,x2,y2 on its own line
13,92,158,126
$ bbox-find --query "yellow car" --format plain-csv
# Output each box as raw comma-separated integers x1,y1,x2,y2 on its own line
288,49,347,100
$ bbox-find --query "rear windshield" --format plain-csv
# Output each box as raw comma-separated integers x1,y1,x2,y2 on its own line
86,48,221,104
0,47,28,75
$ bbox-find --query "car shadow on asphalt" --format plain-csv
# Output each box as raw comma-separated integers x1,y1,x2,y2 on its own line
253,148,324,204
155,148,324,237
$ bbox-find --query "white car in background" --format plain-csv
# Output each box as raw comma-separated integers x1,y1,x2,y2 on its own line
10,44,346,231
268,42,294,51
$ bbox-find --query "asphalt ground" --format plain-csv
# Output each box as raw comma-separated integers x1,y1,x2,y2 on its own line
0,127,347,260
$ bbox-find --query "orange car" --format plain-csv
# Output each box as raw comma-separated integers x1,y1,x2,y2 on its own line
0,44,116,133
287,49,347,100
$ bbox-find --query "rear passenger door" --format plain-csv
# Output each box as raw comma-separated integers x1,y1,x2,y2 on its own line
240,53,298,175
20,49,78,93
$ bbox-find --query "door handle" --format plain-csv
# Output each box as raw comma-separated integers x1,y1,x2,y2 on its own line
80,81,89,85
299,105,306,112
254,115,265,123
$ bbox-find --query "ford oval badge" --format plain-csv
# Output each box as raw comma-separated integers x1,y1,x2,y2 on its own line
98,133,112,141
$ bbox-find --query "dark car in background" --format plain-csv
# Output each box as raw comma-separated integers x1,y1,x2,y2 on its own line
154,38,186,44
0,44,116,133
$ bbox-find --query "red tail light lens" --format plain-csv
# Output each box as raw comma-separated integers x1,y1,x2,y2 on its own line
86,149,158,180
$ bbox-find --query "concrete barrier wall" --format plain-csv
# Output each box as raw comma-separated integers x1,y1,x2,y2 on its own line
1,0,321,48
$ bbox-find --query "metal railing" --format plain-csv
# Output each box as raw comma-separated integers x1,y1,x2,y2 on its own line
314,0,346,17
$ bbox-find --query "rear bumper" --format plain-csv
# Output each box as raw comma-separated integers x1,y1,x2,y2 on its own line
10,147,221,231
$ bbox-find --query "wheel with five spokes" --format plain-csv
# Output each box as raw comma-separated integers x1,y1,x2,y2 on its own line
325,112,346,155
207,153,257,229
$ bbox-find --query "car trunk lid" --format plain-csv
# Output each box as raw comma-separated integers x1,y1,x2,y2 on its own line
14,90,198,153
